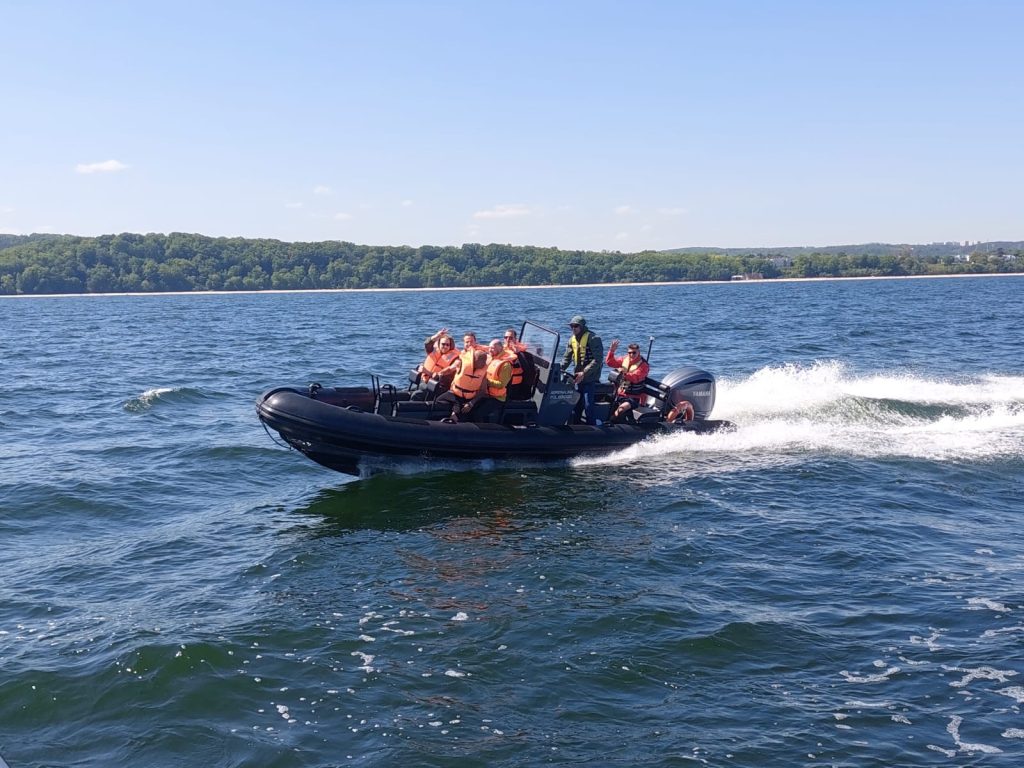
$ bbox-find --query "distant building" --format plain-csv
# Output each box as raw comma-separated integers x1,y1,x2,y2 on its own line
731,273,765,281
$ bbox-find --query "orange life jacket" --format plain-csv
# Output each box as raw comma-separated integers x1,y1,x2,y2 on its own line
450,349,484,399
485,358,511,400
500,348,524,387
421,347,458,380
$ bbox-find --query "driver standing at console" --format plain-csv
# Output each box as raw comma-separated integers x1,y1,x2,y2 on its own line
561,315,604,425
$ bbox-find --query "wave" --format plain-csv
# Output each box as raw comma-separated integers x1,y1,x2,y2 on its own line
122,387,211,413
577,361,1024,468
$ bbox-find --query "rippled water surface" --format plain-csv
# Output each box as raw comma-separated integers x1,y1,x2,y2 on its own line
2,277,1023,767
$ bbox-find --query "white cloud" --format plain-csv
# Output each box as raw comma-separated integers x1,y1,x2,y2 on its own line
657,207,688,216
401,199,414,207
614,205,634,215
333,212,353,221
284,202,303,209
615,231,629,240
75,159,128,174
473,204,530,220
313,185,332,195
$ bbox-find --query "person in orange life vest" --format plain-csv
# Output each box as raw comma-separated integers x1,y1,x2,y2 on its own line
502,328,526,353
409,328,459,401
434,342,488,422
435,332,480,380
417,328,459,386
605,339,651,423
462,338,514,423
500,328,531,399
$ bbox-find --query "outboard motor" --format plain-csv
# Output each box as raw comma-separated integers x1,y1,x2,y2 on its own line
660,366,717,420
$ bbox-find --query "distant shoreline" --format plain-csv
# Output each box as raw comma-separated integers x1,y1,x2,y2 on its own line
2,270,1022,299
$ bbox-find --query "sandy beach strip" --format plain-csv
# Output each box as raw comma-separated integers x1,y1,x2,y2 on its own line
2,270,1022,299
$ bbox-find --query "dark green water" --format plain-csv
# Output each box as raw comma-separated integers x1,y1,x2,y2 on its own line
2,277,1023,766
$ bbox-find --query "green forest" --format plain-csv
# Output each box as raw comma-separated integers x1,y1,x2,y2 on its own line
0,232,1021,295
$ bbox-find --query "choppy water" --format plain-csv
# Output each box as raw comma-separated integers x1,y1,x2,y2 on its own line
2,276,1023,767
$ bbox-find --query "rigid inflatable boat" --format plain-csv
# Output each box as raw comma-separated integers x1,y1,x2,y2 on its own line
256,321,733,476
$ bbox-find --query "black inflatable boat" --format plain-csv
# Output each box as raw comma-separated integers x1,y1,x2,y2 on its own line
257,321,733,476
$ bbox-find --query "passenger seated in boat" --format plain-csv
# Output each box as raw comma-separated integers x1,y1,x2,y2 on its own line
434,332,481,384
412,328,459,400
605,339,650,423
502,328,525,352
434,348,488,422
466,338,514,423
500,328,533,400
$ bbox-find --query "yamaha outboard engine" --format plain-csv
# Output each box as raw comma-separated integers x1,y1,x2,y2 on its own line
660,366,717,420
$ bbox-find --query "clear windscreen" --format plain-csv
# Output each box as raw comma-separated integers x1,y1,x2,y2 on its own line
519,321,560,370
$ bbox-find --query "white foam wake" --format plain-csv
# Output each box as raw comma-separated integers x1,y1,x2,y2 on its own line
576,361,1024,469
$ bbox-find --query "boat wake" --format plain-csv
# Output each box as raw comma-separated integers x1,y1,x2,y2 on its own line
122,386,211,412
576,361,1024,468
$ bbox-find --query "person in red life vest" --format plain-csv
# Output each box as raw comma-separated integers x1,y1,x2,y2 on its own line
605,339,651,423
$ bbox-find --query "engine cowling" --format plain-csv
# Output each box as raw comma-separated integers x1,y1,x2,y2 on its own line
659,366,717,420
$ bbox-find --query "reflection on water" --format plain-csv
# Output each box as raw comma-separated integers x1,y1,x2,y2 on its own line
294,469,570,532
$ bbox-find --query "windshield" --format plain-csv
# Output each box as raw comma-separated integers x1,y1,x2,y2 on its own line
519,321,560,370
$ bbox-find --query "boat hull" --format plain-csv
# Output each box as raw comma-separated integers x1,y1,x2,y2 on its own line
257,387,730,475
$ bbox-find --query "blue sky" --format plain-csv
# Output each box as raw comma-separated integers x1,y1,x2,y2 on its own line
1,0,1021,250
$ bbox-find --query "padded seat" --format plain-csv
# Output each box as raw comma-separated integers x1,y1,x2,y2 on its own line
499,399,538,426
632,406,663,424
394,401,444,419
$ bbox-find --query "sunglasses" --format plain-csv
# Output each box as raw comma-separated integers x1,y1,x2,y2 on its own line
628,349,639,354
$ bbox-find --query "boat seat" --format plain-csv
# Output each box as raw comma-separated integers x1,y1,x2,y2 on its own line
499,399,538,426
632,406,663,424
640,377,672,413
590,402,612,424
394,400,446,420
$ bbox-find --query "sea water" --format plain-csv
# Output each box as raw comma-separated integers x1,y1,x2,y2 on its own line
1,276,1023,766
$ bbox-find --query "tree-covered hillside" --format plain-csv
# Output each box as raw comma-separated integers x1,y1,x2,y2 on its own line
0,232,1020,295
